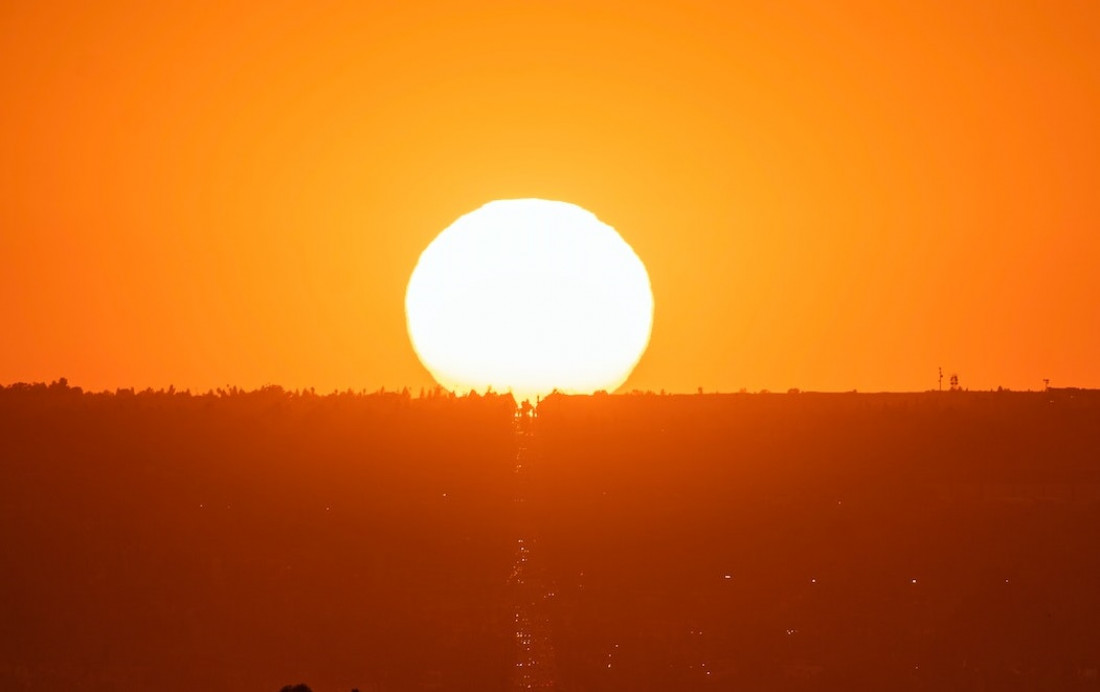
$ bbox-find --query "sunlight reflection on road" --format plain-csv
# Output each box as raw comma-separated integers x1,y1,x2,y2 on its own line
510,409,556,690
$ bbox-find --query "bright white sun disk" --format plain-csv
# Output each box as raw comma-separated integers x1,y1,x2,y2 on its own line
405,199,653,402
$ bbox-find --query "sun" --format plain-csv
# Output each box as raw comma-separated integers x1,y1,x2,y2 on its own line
405,199,653,402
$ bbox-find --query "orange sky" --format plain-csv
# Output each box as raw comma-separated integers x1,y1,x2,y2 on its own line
2,0,1098,394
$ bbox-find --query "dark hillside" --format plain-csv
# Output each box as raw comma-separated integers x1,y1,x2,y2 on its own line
532,390,1100,690
0,383,517,692
2,385,1099,690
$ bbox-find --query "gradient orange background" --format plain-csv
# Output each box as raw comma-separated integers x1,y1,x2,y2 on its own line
2,1,1098,394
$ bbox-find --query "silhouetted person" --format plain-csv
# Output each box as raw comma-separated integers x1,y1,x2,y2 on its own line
280,685,312,692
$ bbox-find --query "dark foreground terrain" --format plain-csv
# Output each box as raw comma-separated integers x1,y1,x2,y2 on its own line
1,382,1099,690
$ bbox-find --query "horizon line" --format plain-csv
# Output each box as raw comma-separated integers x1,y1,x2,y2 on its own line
3,378,1095,399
